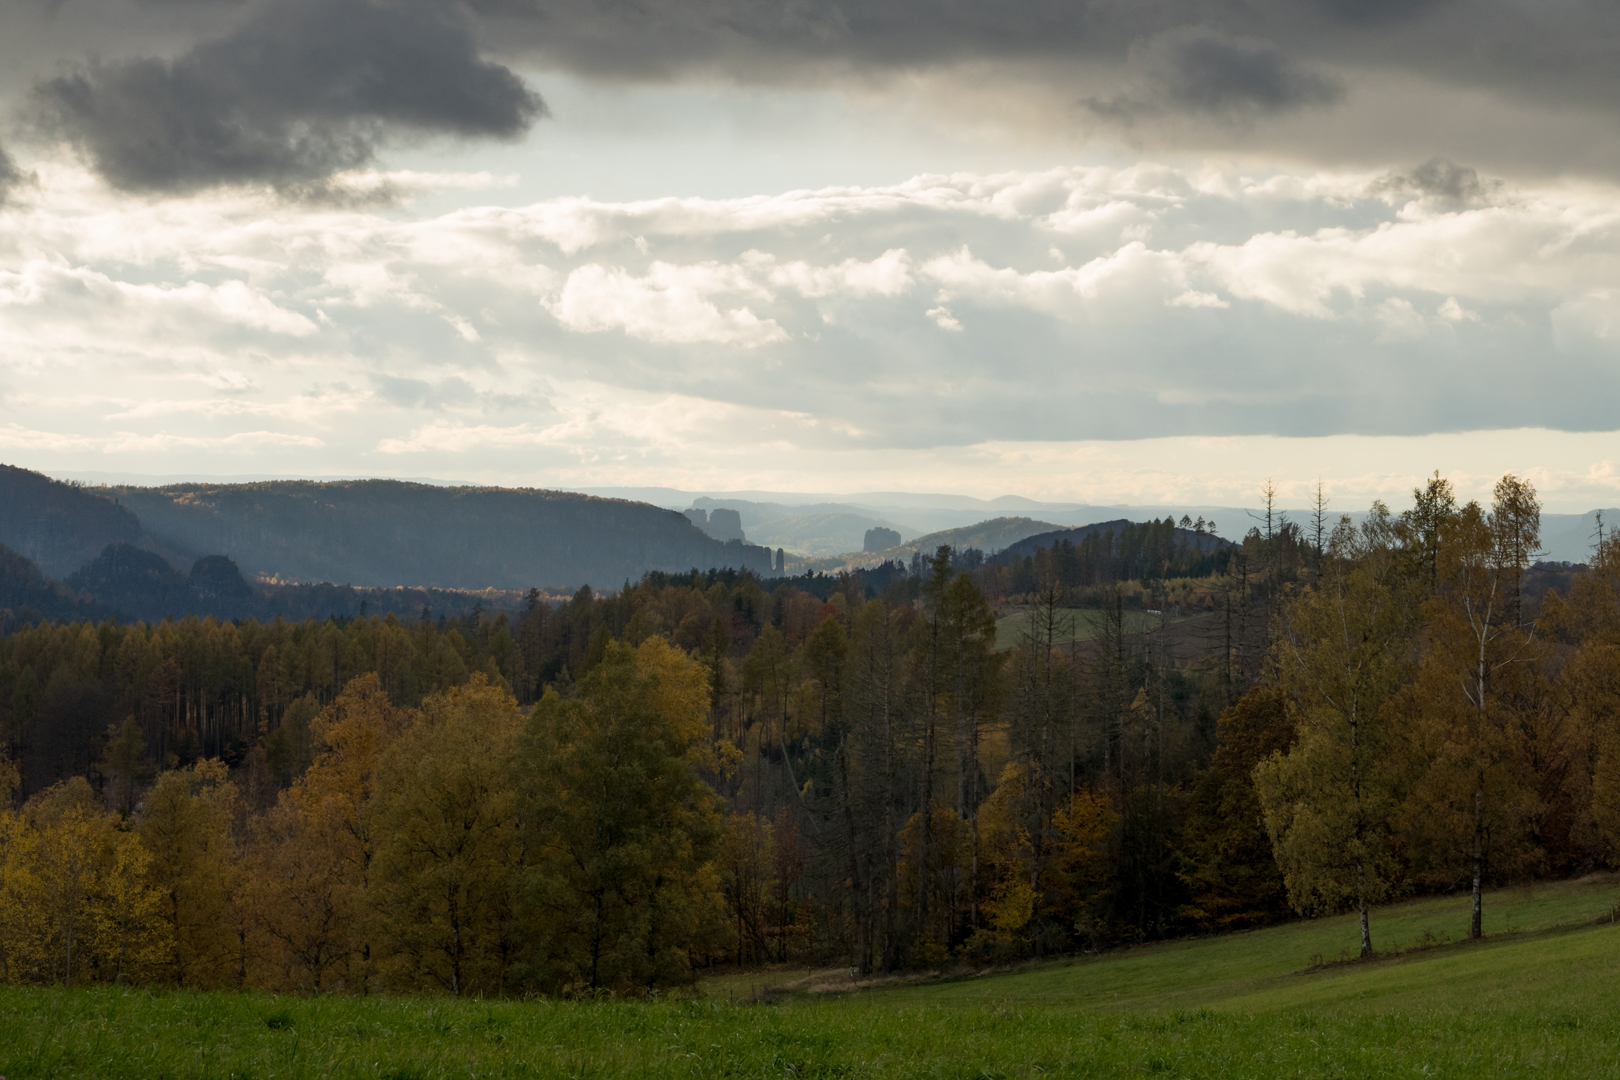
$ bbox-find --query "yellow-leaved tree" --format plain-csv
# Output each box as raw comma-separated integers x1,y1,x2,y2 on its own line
83,825,171,986
0,768,168,988
1255,508,1419,957
139,759,242,987
1400,476,1544,939
0,756,45,983
370,674,521,997
243,673,407,992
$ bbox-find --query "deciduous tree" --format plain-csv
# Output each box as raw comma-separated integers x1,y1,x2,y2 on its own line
371,675,521,997
516,638,722,995
1255,510,1418,956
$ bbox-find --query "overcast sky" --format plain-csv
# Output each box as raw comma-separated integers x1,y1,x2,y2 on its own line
2,0,1620,512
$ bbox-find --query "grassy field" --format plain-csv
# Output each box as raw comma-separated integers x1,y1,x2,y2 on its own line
8,877,1620,1078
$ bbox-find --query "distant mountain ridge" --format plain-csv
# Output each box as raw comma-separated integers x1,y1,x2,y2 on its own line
876,516,1063,561
108,479,775,590
1,468,779,598
690,496,918,557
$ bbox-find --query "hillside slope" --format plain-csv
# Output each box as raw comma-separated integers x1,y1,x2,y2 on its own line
111,479,774,589
0,465,145,578
0,543,105,628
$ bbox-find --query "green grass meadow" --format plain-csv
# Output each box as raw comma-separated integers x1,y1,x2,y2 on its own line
8,877,1620,1079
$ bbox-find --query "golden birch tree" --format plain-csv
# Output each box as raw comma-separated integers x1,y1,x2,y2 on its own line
1255,509,1418,957
1401,476,1543,939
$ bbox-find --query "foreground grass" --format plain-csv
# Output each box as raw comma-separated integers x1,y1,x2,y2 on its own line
9,878,1620,1079
11,986,1620,1080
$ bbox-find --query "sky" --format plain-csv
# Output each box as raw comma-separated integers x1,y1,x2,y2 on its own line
2,0,1620,513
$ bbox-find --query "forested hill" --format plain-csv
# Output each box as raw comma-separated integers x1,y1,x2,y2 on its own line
997,518,1233,581
0,465,145,578
108,479,774,589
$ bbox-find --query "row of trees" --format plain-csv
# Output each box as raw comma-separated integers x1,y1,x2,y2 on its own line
1253,476,1620,955
0,642,721,996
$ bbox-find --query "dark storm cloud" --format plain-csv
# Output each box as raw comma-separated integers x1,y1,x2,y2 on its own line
457,0,1599,95
33,0,543,193
449,0,1620,168
10,0,1620,181
1161,36,1340,115
1086,32,1341,123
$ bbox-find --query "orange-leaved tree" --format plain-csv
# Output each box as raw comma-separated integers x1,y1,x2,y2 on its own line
243,673,407,992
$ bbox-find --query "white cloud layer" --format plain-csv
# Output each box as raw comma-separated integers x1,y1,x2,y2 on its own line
4,158,1620,509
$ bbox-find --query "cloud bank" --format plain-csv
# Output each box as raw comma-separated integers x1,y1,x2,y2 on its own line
3,160,1620,490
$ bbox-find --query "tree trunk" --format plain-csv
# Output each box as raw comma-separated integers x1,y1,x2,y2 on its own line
1471,787,1484,940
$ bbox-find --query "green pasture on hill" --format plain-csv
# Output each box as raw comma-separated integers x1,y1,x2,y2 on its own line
9,877,1620,1079
993,606,1197,651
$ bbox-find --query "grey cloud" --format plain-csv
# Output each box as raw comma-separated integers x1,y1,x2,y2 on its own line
0,143,25,205
452,0,1620,177
1376,159,1499,205
1160,36,1339,115
32,0,543,193
1087,32,1340,124
1311,0,1453,26
375,374,478,409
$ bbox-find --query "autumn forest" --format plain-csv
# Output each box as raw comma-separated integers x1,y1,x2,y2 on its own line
1,473,1616,997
